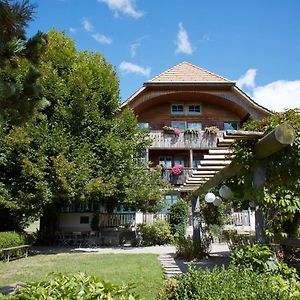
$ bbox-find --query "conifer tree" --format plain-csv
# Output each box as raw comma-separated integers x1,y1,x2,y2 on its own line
0,0,47,124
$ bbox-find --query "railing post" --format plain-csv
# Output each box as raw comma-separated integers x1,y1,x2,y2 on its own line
189,149,193,168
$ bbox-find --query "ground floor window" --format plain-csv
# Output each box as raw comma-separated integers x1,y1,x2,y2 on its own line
162,194,179,214
114,206,136,214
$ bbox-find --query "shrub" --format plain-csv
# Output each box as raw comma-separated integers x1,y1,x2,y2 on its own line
160,266,300,300
169,199,189,238
137,220,173,246
3,272,140,299
230,244,299,279
0,231,26,249
209,224,224,242
175,236,210,260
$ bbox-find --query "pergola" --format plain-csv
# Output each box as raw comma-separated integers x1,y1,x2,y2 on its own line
189,124,296,242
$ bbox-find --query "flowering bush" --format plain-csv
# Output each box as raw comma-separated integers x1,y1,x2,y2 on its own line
171,165,182,175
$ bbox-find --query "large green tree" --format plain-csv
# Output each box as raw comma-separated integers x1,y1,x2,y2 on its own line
0,28,167,232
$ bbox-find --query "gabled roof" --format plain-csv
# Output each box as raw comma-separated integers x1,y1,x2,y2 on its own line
121,62,271,117
147,61,233,85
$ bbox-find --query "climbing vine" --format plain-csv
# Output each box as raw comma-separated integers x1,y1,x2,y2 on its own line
225,109,300,237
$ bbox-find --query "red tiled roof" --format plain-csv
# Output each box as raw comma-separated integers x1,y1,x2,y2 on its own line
148,61,232,84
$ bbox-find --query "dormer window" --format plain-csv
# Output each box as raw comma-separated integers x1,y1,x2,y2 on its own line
171,104,184,115
188,104,201,115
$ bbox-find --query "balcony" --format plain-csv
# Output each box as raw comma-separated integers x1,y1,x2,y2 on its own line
149,130,223,149
161,168,193,185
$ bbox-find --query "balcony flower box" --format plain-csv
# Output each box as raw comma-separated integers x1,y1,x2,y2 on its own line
204,126,219,135
184,128,199,135
162,126,180,136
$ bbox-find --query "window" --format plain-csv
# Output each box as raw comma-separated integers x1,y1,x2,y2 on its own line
137,122,149,129
171,121,186,130
174,156,185,167
188,104,201,115
80,216,89,224
192,157,201,168
161,194,179,213
159,156,172,168
187,122,202,130
171,104,184,115
115,206,136,214
224,121,238,130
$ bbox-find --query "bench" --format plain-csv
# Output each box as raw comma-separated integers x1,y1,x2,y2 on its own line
0,245,31,262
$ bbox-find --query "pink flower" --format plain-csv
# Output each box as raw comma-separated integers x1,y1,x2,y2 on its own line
171,165,182,175
173,128,181,136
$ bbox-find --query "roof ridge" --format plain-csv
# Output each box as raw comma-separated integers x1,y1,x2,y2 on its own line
148,61,233,84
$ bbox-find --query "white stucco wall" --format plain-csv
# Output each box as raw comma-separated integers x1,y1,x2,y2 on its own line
59,213,93,231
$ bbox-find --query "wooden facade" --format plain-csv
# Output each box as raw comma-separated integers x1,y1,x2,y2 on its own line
122,62,271,190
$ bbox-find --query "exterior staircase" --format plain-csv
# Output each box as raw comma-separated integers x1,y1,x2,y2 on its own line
179,130,263,192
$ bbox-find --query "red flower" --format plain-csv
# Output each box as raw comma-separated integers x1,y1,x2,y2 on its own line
171,165,182,175
173,128,180,136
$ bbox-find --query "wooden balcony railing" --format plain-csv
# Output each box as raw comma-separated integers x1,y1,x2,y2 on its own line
99,213,135,228
161,168,193,185
149,130,223,149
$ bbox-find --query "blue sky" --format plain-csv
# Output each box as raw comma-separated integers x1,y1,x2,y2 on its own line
27,0,300,111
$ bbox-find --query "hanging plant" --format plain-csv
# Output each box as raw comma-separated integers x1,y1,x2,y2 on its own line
184,128,199,135
171,165,182,176
204,126,219,135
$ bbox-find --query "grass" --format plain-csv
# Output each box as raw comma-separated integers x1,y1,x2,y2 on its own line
0,253,164,300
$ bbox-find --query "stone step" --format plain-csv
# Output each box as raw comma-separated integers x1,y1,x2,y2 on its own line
159,254,183,278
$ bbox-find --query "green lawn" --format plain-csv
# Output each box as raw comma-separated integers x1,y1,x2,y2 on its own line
0,253,165,300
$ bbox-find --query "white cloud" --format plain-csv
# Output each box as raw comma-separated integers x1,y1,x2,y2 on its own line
69,27,78,33
252,80,300,112
130,36,146,57
98,0,143,18
119,61,151,77
237,69,300,112
81,17,112,45
236,68,257,90
82,18,93,32
130,42,140,57
92,33,112,44
175,22,193,55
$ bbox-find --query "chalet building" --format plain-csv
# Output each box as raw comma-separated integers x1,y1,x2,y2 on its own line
121,61,270,197
56,62,270,245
